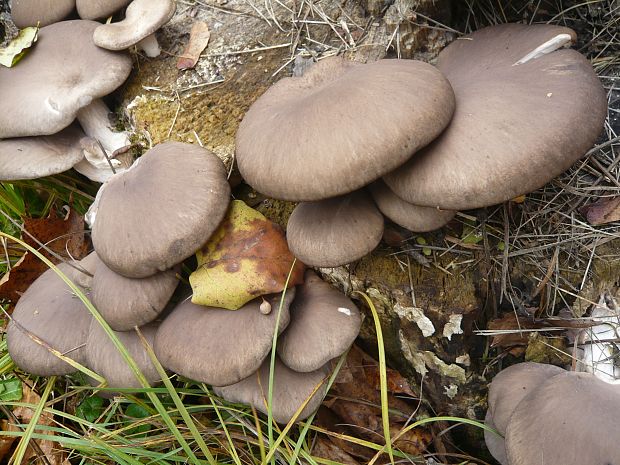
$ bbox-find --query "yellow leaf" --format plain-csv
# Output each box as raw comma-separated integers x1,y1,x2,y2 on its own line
0,26,39,68
190,200,305,310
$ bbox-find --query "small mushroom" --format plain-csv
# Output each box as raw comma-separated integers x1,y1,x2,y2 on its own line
7,261,94,376
90,252,179,331
85,320,161,390
154,291,295,386
484,362,565,464
277,270,361,372
0,125,84,180
236,56,455,201
93,0,175,57
505,371,620,464
92,142,231,278
369,181,455,232
76,0,131,20
286,190,384,267
213,356,329,424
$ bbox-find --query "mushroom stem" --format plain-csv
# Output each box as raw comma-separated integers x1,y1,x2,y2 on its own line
76,99,130,155
137,33,161,57
513,33,574,65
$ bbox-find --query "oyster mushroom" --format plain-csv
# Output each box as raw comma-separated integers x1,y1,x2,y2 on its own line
154,291,295,386
384,23,607,210
93,0,175,57
236,56,455,201
92,142,231,278
286,190,384,267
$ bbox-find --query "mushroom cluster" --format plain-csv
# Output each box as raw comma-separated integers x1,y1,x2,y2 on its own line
1,1,176,183
7,139,362,422
236,23,606,267
484,362,620,464
10,0,174,56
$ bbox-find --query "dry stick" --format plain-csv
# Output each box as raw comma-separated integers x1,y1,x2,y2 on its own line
565,135,620,213
95,139,117,175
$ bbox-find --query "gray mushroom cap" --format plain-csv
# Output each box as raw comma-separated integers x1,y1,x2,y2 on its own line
484,362,565,464
93,0,175,50
90,252,179,331
154,291,294,386
76,0,131,19
286,190,384,267
384,23,607,210
505,371,620,464
7,262,93,376
0,20,132,139
236,56,455,201
369,181,455,232
11,0,75,28
213,356,329,424
0,125,85,181
85,320,161,389
277,270,361,372
92,142,231,278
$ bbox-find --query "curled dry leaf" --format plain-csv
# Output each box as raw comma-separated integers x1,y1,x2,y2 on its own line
0,26,38,68
487,313,535,356
0,208,89,310
1,384,70,465
190,200,305,310
177,21,210,70
312,435,361,465
580,196,620,225
317,345,431,461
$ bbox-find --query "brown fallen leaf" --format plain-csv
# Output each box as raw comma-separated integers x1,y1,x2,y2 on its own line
312,435,361,465
0,208,89,310
4,384,70,465
580,196,620,225
487,313,541,356
0,420,16,461
177,21,211,70
319,345,432,460
335,345,418,398
190,200,305,310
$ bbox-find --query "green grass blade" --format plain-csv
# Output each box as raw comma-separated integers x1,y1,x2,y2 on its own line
355,291,394,465
0,232,207,464
266,259,298,464
8,376,56,465
136,327,218,465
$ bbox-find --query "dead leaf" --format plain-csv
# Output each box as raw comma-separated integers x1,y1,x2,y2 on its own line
319,346,432,460
312,435,360,465
487,313,541,356
580,196,620,225
4,384,70,465
0,420,16,461
190,200,305,310
177,21,211,70
0,208,89,310
0,26,38,68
